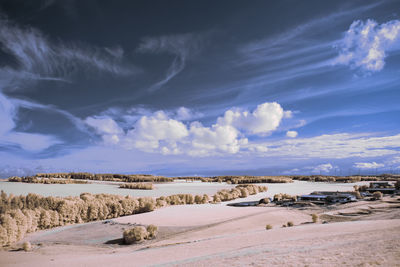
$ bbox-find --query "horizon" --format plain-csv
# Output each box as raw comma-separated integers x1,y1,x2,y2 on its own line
0,0,400,177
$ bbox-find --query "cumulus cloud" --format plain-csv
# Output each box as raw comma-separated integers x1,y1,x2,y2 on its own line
84,102,290,156
286,130,298,138
126,111,189,154
138,33,203,91
354,162,384,169
188,122,247,156
334,19,400,72
85,116,124,145
217,102,290,136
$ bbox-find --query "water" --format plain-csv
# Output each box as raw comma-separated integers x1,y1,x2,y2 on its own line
0,180,370,198
0,180,235,198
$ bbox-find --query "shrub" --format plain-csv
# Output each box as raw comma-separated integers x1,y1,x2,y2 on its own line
265,224,272,230
282,224,287,228
22,241,31,251
354,191,362,199
123,226,148,244
119,183,154,190
372,191,383,200
259,198,270,204
287,221,294,227
273,193,296,202
311,214,318,223
146,225,158,239
212,184,268,203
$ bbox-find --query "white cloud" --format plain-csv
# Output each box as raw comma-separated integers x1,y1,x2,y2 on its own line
334,19,400,72
217,102,290,136
85,116,123,135
85,116,124,145
83,103,400,161
306,163,333,173
250,133,400,159
188,122,247,156
286,130,298,138
354,162,384,169
1,132,60,151
84,102,290,156
126,111,189,153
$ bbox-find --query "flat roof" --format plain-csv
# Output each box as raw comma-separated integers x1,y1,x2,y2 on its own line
300,195,327,198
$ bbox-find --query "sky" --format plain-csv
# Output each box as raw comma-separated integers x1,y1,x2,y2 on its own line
0,0,399,177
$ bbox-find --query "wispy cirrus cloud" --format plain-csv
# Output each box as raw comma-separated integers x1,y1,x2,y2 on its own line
0,13,135,87
0,12,131,152
333,19,400,72
137,33,203,92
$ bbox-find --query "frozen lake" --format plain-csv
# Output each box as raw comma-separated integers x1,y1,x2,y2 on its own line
0,179,371,198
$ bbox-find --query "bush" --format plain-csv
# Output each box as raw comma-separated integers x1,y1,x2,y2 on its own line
212,184,268,203
146,224,158,239
311,214,318,223
119,183,154,190
372,191,383,200
273,193,297,202
123,226,148,244
265,224,272,230
259,198,270,204
287,221,294,227
123,225,158,244
22,241,31,251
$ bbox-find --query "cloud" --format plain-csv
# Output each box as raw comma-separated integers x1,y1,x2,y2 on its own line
286,130,298,138
138,33,203,91
188,122,247,156
1,132,60,151
104,45,124,58
85,102,290,156
175,107,203,121
0,91,16,135
334,19,400,72
253,133,400,159
217,102,290,136
306,163,333,173
85,116,124,145
354,162,384,169
0,14,134,86
126,111,189,154
0,91,61,151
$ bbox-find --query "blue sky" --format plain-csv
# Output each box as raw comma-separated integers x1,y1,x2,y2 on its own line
0,0,399,177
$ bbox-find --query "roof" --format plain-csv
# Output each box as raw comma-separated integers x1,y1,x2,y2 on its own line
300,195,327,198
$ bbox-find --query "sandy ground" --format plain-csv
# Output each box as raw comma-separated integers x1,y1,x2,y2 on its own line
1,195,400,267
